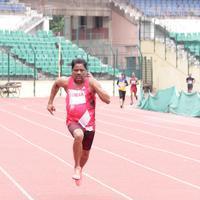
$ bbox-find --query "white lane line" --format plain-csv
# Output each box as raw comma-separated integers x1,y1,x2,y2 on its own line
53,101,200,128
97,130,200,163
144,115,200,128
0,109,200,190
23,106,200,163
4,101,200,136
94,146,200,190
21,106,200,148
97,111,200,137
0,165,35,200
2,99,200,128
45,107,200,148
0,124,135,200
97,119,200,148
100,105,200,128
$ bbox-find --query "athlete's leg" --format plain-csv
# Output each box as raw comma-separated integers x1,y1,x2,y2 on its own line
134,91,138,100
119,97,123,108
74,151,89,186
80,150,90,168
119,90,123,108
130,91,133,105
72,128,84,179
121,91,126,108
80,131,94,168
75,131,94,186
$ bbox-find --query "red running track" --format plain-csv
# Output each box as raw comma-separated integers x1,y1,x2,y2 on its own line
0,97,200,200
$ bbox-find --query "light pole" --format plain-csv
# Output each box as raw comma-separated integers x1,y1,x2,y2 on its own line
3,46,11,83
30,44,36,97
55,35,63,96
7,51,10,83
56,36,62,78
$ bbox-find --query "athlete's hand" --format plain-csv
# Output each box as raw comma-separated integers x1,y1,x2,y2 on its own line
88,72,98,89
47,104,56,115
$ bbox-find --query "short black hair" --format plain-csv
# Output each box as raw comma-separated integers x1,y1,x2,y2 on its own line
71,58,87,70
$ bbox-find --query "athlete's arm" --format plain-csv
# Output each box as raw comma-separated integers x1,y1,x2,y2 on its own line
47,77,68,115
88,73,110,104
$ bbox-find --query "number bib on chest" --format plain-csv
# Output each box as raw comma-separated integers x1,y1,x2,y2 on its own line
69,89,86,105
131,80,136,84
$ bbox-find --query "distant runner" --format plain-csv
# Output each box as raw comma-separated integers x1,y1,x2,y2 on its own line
130,72,138,105
117,73,128,108
186,73,195,93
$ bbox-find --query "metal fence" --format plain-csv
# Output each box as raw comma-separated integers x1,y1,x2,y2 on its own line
0,20,145,97
139,17,199,72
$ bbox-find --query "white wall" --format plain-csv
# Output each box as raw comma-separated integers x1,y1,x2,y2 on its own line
141,40,200,92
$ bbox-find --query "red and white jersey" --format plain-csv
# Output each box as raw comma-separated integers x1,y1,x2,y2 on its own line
66,76,96,131
130,77,137,86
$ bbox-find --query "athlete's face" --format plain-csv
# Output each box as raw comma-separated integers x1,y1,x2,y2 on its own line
72,63,87,84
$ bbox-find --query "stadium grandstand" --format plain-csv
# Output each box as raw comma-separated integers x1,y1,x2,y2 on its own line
0,0,200,98
1,3,200,200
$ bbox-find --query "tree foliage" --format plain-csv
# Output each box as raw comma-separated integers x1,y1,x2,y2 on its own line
50,15,64,35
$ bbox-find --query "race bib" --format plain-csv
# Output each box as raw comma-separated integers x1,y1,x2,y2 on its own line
131,80,136,84
69,89,86,105
79,110,91,128
188,80,193,84
119,82,125,87
119,82,126,90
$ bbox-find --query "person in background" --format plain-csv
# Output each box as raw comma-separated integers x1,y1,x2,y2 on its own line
186,73,195,93
117,73,128,108
47,58,110,185
130,72,138,105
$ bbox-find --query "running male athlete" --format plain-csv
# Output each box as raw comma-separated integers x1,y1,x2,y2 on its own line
117,73,128,108
130,72,138,105
47,58,110,184
186,73,195,93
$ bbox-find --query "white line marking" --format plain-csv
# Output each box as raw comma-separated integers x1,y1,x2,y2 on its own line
0,109,200,190
55,101,200,128
97,130,200,163
102,105,200,128
0,165,35,200
94,146,200,190
4,101,200,136
51,102,200,136
144,115,200,128
98,111,200,136
23,106,200,163
23,105,200,148
0,124,135,200
97,119,200,148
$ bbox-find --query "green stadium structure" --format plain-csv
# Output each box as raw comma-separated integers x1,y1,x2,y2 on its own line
169,32,200,58
139,86,200,117
0,49,34,78
0,30,119,79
